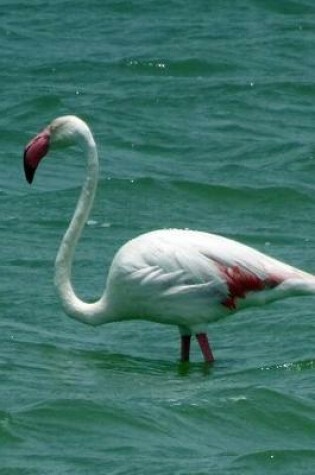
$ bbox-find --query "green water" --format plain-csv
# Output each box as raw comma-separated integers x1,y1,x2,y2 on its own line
1,0,315,473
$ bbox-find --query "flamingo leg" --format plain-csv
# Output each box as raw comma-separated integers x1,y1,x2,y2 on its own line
196,333,215,363
180,335,191,362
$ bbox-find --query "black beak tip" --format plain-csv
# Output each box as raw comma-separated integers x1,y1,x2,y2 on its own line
23,149,35,184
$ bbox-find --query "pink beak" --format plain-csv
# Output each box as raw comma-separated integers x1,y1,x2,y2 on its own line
24,129,50,184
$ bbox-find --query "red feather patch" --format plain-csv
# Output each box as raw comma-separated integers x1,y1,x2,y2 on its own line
217,264,281,309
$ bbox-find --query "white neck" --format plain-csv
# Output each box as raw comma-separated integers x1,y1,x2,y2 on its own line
54,125,111,325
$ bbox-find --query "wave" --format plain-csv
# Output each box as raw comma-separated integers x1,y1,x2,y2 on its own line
0,410,22,443
94,175,311,201
121,58,238,77
234,448,315,471
16,164,313,211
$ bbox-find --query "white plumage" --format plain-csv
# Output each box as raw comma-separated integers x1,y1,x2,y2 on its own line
23,116,315,363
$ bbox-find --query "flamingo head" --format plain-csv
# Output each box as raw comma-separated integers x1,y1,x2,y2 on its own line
24,115,89,184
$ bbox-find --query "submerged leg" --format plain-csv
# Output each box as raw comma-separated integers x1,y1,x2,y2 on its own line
196,333,215,363
180,335,191,362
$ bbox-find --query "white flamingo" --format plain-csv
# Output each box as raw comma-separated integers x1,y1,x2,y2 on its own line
23,116,315,363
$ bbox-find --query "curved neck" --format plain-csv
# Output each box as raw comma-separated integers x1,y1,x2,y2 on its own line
54,130,110,325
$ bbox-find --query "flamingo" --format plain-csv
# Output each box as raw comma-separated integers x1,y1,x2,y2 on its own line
23,115,315,363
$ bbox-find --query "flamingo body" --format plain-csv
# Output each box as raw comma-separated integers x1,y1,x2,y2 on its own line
23,116,315,363
104,229,299,328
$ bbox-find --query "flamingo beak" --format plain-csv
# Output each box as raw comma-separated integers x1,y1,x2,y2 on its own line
23,128,50,184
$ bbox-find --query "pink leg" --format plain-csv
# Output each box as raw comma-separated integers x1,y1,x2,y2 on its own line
196,333,215,363
181,335,191,362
